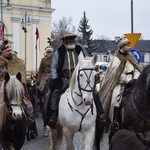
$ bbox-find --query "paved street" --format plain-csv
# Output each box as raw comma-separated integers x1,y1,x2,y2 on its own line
22,113,50,150
21,113,109,150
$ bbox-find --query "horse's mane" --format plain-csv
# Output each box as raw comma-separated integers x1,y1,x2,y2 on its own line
136,65,150,91
0,76,24,129
69,64,79,91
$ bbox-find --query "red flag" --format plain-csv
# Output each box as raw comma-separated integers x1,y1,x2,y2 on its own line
35,27,40,50
0,24,4,38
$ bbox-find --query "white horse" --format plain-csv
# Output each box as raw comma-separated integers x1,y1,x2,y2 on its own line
49,52,97,150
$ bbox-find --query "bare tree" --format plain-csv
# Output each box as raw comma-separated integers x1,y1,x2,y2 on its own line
51,17,76,41
96,35,111,40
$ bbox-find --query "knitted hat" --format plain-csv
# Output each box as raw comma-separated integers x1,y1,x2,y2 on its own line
45,45,53,53
61,34,76,41
116,36,131,49
0,40,12,52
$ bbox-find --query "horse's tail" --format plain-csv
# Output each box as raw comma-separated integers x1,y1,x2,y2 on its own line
52,124,63,150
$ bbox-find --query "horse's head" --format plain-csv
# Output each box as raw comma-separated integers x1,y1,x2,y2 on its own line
76,52,97,105
4,72,24,120
136,65,150,94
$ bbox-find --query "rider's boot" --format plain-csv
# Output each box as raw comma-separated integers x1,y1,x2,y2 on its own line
48,89,60,129
44,125,49,137
93,90,106,127
109,106,122,131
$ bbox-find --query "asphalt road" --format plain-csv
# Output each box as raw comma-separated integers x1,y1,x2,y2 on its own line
21,113,109,150
22,114,50,150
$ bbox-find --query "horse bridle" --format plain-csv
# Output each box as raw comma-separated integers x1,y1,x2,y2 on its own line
3,83,25,147
67,67,96,131
77,68,96,93
71,67,96,106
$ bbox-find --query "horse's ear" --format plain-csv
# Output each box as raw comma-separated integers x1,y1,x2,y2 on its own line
78,52,85,64
91,54,97,65
16,72,22,82
4,72,10,83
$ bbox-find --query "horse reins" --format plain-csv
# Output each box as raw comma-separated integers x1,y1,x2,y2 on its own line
67,96,93,131
131,92,150,123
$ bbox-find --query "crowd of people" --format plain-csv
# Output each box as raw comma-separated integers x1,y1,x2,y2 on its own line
0,33,142,148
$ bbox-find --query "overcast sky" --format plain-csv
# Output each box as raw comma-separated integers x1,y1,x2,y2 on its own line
51,0,150,40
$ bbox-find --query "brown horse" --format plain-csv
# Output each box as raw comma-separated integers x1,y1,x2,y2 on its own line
0,72,27,150
110,129,149,150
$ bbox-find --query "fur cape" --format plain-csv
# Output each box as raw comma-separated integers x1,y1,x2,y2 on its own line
0,56,26,84
99,50,142,120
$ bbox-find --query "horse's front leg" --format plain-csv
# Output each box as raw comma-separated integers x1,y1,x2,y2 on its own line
63,127,74,150
83,127,95,150
49,128,57,150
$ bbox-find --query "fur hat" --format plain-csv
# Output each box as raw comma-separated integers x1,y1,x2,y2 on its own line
116,36,131,49
61,34,76,41
45,45,53,53
0,40,12,52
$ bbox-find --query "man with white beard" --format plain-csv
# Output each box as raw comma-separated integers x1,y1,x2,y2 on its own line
47,34,85,129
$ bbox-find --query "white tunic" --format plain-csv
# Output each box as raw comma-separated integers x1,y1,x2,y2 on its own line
103,56,141,121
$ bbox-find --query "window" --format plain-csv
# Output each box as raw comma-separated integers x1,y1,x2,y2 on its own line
103,55,108,62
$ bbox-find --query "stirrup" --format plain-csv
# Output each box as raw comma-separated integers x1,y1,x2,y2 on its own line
109,120,119,131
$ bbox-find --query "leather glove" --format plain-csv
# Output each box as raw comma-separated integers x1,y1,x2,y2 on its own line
127,79,136,87
49,78,62,89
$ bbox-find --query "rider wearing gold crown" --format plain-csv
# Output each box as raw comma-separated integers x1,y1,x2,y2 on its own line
47,33,106,129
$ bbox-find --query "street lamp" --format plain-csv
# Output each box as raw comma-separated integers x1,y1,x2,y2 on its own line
5,0,11,10
131,0,134,33
0,0,12,40
20,11,31,68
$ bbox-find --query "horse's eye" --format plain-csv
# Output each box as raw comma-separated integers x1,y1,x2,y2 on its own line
80,74,83,77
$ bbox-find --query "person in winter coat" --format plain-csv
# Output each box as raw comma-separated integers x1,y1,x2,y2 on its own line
47,33,105,129
99,36,141,130
36,45,53,136
0,39,38,141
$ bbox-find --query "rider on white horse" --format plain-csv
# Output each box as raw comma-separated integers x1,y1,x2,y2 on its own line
47,33,106,129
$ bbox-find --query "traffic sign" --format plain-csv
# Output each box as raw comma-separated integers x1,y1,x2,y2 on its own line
130,49,142,63
124,33,141,48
